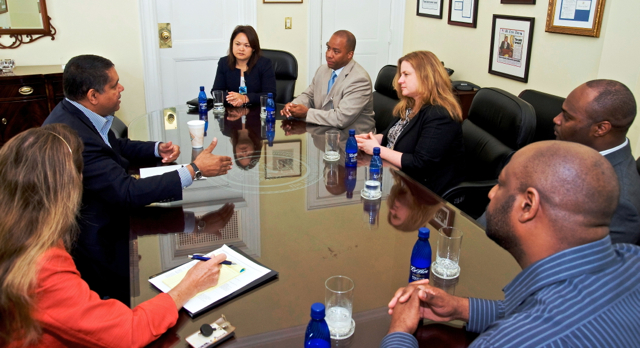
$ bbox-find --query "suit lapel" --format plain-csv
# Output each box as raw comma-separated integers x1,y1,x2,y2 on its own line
394,106,424,146
322,60,356,107
63,99,122,161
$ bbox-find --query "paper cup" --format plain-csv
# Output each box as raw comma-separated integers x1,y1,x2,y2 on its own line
187,120,205,148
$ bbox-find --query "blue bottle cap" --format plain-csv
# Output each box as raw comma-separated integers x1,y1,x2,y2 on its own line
418,227,430,239
310,302,325,319
268,93,273,98
200,86,204,91
373,147,380,155
349,129,355,136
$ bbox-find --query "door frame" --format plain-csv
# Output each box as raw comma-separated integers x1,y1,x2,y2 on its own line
308,0,405,84
138,0,257,113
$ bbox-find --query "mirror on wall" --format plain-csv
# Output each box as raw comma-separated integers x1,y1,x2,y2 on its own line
0,0,56,49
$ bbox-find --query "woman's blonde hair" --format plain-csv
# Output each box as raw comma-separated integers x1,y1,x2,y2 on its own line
387,171,443,232
392,51,462,122
0,124,84,346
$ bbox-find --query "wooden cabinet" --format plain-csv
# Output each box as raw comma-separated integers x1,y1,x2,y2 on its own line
0,65,64,146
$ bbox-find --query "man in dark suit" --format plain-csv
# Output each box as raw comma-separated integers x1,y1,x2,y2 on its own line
553,79,640,244
43,54,233,303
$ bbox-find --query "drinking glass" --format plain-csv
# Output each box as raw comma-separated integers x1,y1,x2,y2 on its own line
431,227,463,279
325,276,355,339
260,95,268,118
211,90,225,114
323,130,340,161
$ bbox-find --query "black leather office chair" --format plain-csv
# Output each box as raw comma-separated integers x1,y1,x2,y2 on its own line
373,65,399,133
442,88,536,219
261,49,298,104
519,89,565,142
111,116,128,139
636,157,640,176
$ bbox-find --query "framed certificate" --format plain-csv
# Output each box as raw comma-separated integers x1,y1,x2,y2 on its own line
489,15,535,83
448,0,479,28
501,0,535,3
417,0,443,19
545,0,606,37
0,0,7,15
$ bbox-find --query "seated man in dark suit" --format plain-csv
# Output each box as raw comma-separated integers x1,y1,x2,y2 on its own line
553,79,640,244
43,54,233,302
383,141,640,348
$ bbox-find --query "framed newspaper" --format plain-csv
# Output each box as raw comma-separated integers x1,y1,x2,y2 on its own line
489,15,535,83
417,0,443,19
545,0,605,37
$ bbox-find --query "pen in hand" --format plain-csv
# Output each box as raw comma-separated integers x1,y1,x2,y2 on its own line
189,254,235,265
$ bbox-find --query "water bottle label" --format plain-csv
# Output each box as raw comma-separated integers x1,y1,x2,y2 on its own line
410,265,430,281
199,102,207,114
370,169,381,182
266,110,275,121
346,152,357,165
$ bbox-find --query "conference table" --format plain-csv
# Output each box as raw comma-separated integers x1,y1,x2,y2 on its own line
126,105,521,347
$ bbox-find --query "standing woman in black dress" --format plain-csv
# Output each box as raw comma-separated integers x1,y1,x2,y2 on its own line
356,51,465,195
211,25,277,107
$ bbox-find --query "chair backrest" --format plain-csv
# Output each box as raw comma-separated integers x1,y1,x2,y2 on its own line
519,89,565,142
463,87,536,181
372,65,399,132
261,49,298,104
111,116,128,139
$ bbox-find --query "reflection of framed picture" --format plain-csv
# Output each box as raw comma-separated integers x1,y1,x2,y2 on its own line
545,0,605,37
264,141,301,179
263,0,302,3
489,15,535,83
430,205,455,230
0,0,8,15
417,0,443,19
501,0,535,4
448,0,478,28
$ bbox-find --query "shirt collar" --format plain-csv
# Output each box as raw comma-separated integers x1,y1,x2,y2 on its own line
333,66,345,78
599,138,628,156
502,235,618,315
66,98,114,132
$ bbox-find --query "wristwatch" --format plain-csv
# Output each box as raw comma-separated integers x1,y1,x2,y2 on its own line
189,162,202,180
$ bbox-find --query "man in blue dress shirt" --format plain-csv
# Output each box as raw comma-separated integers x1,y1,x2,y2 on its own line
382,141,640,347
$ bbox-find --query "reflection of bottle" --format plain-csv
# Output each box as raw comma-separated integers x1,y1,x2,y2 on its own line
304,303,331,348
266,93,275,122
266,119,275,147
345,166,357,199
198,86,208,118
363,197,381,228
345,129,357,167
409,227,432,283
204,121,208,137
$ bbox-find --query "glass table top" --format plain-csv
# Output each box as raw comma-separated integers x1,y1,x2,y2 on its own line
126,105,521,347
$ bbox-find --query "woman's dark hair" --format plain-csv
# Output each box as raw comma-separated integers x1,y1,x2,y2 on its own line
227,25,261,73
230,127,262,170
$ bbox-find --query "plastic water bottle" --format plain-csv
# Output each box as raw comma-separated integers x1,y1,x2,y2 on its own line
369,147,383,183
304,303,331,348
239,77,247,96
266,119,275,147
409,227,432,283
198,86,208,119
345,166,357,199
345,129,357,167
266,93,276,122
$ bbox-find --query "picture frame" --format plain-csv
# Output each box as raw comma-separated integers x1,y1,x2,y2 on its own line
545,0,605,37
417,0,443,19
501,0,535,4
264,141,302,179
0,0,7,15
489,15,535,83
448,0,479,28
263,0,302,3
429,205,455,231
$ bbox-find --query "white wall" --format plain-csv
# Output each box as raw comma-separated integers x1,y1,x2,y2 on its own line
0,0,146,124
402,0,640,154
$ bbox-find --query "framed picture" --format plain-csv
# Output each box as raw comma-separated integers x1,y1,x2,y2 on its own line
264,141,302,179
417,0,443,19
0,0,7,15
430,205,455,230
489,15,535,83
545,0,605,37
263,0,302,3
501,0,535,4
448,0,479,28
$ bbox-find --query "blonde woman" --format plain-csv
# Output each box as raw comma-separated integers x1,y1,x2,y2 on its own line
0,124,226,347
356,51,465,194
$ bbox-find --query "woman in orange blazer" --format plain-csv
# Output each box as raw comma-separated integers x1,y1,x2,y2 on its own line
0,124,227,348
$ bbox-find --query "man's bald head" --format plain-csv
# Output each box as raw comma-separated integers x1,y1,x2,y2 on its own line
510,141,619,245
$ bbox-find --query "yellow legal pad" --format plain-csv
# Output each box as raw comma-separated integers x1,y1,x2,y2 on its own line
162,264,243,295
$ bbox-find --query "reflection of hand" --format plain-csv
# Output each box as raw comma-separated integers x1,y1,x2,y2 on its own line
281,119,307,135
357,152,372,167
226,107,249,121
226,92,248,107
168,253,227,308
388,280,469,322
388,287,422,335
193,138,233,177
356,132,381,155
288,104,309,119
158,141,180,163
198,203,235,236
